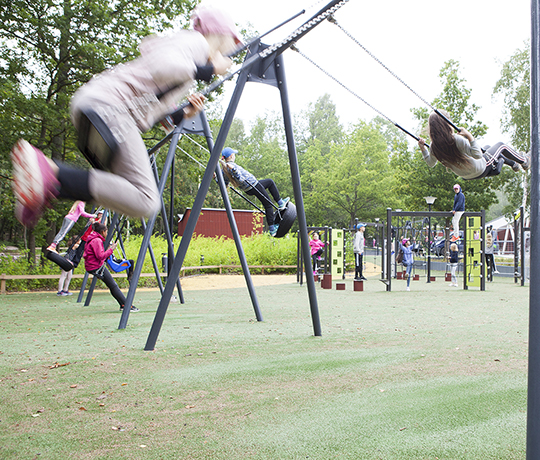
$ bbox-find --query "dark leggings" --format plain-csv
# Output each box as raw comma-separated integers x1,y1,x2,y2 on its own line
355,253,363,278
246,179,281,226
312,248,323,272
477,142,526,178
88,265,126,307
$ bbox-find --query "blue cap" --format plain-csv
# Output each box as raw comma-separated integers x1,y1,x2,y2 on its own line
222,147,238,158
356,223,366,230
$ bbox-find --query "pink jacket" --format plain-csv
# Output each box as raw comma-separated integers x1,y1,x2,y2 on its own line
66,201,95,222
84,231,114,272
310,238,325,255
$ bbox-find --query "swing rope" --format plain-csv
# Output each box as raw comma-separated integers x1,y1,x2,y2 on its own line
291,45,430,147
327,16,462,133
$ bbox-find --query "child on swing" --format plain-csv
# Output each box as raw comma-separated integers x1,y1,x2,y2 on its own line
418,110,530,180
11,7,242,227
220,147,290,236
47,201,96,253
84,222,137,311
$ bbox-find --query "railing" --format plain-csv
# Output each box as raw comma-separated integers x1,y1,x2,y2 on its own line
0,264,297,294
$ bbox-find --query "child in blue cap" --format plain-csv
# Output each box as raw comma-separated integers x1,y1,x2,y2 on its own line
220,147,289,236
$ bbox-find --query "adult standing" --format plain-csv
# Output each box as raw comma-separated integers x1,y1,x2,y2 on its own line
451,184,465,242
353,223,366,281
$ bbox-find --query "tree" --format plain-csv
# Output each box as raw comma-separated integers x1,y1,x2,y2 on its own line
309,121,396,228
493,42,531,217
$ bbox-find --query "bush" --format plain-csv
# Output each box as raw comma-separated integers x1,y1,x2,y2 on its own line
0,234,298,292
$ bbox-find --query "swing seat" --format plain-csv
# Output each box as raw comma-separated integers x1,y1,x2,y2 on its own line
106,255,131,273
77,107,119,171
273,201,297,238
46,250,75,272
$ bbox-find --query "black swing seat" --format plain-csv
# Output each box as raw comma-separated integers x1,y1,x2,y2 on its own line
46,250,75,272
273,201,297,238
77,108,119,171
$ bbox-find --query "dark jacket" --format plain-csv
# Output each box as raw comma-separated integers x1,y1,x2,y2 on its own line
449,250,459,264
453,189,465,212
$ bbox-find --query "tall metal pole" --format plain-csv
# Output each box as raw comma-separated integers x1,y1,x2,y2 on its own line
527,0,540,456
427,203,432,283
275,53,322,336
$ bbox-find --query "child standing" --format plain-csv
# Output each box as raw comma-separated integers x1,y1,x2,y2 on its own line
400,238,414,291
449,242,459,287
353,223,366,281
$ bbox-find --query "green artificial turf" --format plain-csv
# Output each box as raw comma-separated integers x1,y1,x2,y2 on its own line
0,275,528,459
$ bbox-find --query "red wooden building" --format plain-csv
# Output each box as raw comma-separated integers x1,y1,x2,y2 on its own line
177,208,263,239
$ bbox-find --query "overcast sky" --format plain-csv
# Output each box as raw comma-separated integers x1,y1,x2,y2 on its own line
201,0,530,144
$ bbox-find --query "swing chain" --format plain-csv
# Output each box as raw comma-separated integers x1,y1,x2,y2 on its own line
328,16,435,111
291,45,396,124
258,0,349,60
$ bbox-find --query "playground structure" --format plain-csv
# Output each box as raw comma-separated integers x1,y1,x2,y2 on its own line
72,0,355,350
384,209,486,292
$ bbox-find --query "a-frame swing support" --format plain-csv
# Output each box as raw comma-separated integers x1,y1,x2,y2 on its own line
527,0,540,457
141,0,353,348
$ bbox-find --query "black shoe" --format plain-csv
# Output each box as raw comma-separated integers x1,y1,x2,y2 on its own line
120,305,139,312
360,276,367,281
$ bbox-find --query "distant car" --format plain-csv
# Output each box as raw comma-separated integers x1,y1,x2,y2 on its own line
431,237,464,257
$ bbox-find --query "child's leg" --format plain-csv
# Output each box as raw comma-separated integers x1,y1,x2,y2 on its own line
247,182,274,226
63,269,73,292
94,266,127,307
451,263,457,284
88,120,160,218
52,217,76,245
406,264,412,287
258,179,281,203
58,270,68,293
487,142,527,164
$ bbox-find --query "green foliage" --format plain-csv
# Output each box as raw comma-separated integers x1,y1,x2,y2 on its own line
493,42,531,217
0,234,297,292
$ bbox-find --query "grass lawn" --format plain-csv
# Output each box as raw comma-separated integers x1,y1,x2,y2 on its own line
0,274,528,459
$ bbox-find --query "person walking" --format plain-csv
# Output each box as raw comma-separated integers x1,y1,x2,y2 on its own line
400,238,414,291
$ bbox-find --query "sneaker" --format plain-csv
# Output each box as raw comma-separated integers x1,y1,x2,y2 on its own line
360,276,367,281
494,270,500,274
62,291,73,296
278,197,290,210
11,139,59,227
269,224,279,237
406,287,410,291
47,243,57,253
512,162,521,172
120,305,140,312
57,291,67,296
522,152,531,171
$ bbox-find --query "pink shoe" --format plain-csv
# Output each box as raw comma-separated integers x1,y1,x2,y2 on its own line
11,140,59,227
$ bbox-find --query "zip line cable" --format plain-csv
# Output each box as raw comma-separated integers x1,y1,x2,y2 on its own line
291,45,430,147
327,16,462,133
